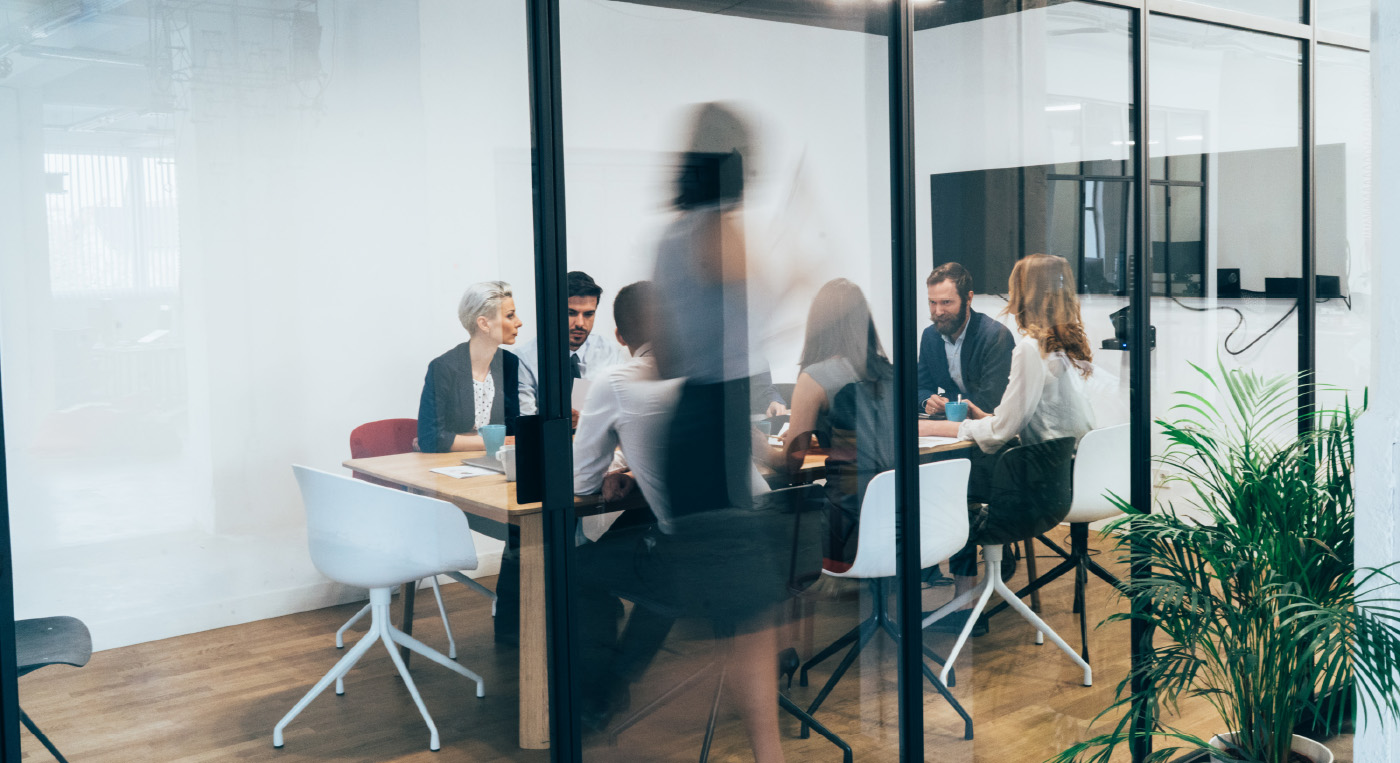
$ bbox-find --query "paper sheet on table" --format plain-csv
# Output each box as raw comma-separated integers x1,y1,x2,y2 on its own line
431,464,499,479
571,378,592,411
918,436,962,449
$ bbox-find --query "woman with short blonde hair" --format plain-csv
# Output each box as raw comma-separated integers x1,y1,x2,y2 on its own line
418,280,525,453
457,280,514,336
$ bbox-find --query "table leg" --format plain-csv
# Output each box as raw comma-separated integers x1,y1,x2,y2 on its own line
519,515,550,749
400,580,416,667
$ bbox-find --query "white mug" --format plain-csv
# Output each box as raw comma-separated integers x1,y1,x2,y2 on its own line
497,444,517,482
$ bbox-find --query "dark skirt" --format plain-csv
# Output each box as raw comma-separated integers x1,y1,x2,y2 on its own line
659,378,823,627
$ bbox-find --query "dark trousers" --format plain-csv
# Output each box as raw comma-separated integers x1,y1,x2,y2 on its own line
950,445,1007,577
575,522,677,698
494,526,520,640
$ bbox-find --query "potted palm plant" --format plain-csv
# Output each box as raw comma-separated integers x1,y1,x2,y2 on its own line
1051,363,1400,763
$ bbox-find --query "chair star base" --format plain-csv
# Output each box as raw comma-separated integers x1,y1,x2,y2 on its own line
274,587,484,752
799,577,973,741
985,522,1126,661
922,544,1092,688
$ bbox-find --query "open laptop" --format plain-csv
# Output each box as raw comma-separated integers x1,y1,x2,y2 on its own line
461,455,505,473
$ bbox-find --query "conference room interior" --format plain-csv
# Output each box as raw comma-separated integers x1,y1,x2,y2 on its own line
0,0,1373,761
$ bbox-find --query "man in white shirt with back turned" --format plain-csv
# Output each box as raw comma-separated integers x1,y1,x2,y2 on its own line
570,280,684,731
572,280,682,541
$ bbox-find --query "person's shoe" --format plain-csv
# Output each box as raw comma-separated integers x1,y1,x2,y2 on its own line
778,647,800,689
493,628,519,647
926,609,989,637
1000,543,1019,583
580,684,630,734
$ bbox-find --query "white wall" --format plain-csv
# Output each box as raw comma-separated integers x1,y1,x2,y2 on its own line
1355,0,1396,760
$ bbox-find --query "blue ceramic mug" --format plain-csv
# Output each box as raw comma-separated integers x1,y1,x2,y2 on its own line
945,401,969,423
479,424,507,460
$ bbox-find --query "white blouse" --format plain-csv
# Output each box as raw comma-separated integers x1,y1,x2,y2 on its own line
958,334,1096,454
472,374,495,433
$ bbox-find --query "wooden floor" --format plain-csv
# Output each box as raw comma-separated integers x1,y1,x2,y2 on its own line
18,533,1352,762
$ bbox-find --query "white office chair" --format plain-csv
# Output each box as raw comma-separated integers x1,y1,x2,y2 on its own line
992,424,1130,661
922,438,1093,688
342,418,497,661
274,465,486,752
798,459,975,740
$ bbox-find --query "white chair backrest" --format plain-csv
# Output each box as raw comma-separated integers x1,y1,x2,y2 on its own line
1066,424,1131,524
292,465,479,590
835,459,972,580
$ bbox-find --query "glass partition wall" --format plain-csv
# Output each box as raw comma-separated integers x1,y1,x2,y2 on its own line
551,3,912,760
0,1,1373,762
914,2,1135,758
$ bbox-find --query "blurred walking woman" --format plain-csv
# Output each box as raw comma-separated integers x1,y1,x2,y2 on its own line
417,280,525,453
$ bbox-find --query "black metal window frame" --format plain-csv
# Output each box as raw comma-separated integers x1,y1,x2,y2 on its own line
0,1,1366,761
1043,167,1137,295
1146,157,1209,298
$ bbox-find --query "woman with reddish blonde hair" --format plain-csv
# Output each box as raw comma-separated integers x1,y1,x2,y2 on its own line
921,253,1097,634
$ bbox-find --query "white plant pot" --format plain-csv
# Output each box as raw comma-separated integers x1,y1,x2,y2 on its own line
1208,732,1334,763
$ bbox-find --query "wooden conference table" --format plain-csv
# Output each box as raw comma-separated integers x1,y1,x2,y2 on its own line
343,438,975,750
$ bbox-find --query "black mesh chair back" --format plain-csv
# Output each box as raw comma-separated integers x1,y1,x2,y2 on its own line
981,436,1077,545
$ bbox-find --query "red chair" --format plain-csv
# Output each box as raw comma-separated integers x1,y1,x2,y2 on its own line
349,418,419,489
337,419,497,659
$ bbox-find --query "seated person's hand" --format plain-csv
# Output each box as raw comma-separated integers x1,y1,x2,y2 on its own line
571,408,580,429
964,401,988,420
766,400,789,418
925,395,948,415
601,470,635,502
918,418,962,438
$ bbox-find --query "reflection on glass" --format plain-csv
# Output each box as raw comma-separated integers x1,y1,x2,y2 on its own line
556,3,903,759
1148,17,1303,509
1317,0,1371,39
1315,45,1371,408
1173,0,1301,23
2,0,542,757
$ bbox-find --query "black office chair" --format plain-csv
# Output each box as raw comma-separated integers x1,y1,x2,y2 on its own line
921,437,1094,688
987,424,1131,661
603,484,853,763
16,616,92,763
